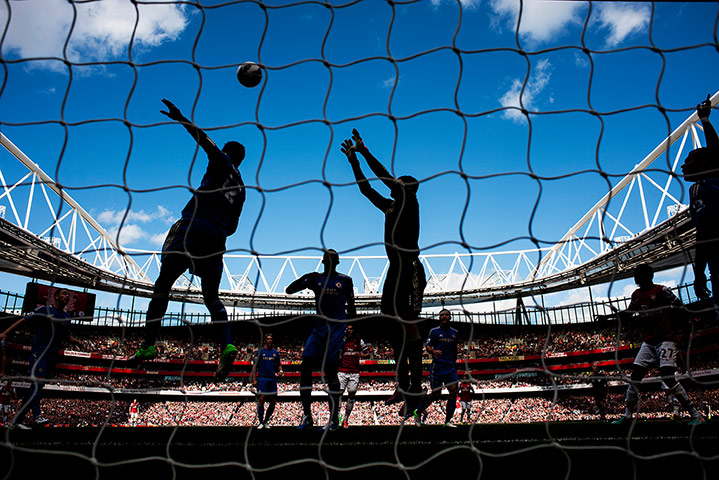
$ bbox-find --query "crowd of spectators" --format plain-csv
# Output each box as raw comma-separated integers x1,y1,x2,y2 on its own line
4,388,718,428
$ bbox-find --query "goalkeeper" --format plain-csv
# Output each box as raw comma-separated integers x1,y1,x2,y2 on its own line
133,99,246,381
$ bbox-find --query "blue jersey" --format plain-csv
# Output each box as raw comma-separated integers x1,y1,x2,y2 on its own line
25,306,72,353
425,326,458,374
181,146,245,237
297,272,354,320
255,348,281,378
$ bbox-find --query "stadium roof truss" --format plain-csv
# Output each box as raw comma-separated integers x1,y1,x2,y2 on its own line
0,92,716,309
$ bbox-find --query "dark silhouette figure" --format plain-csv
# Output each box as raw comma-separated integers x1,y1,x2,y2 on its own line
341,128,427,413
134,99,246,381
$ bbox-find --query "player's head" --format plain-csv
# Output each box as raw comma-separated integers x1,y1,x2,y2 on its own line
391,175,419,198
681,147,715,182
439,309,451,325
591,361,599,373
322,249,340,269
346,324,354,337
264,333,273,348
633,264,654,288
53,288,70,307
222,141,246,167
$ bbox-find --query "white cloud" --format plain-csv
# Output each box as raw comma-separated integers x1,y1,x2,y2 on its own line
499,58,552,124
96,205,173,246
1,0,188,70
97,205,173,227
594,3,650,47
431,0,481,9
381,76,398,89
489,0,584,44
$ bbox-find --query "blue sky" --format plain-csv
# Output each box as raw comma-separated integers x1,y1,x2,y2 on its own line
0,0,718,312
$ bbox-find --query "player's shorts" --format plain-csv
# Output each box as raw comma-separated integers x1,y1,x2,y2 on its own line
28,347,58,379
257,376,278,396
429,365,458,391
460,401,471,411
338,372,360,394
381,256,427,320
302,322,346,365
161,218,225,280
633,341,678,369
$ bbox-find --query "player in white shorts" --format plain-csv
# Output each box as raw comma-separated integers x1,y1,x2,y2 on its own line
337,324,368,428
598,264,704,425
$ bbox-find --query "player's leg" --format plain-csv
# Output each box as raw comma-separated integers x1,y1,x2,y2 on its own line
298,356,316,429
444,380,459,427
658,342,703,423
12,350,48,427
256,394,265,428
200,274,236,381
325,362,341,430
343,374,359,427
137,254,189,360
614,363,648,424
264,396,276,427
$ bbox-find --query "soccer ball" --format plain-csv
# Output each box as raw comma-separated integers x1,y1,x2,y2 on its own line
236,62,262,88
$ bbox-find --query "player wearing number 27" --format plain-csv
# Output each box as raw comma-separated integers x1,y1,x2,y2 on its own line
597,264,704,425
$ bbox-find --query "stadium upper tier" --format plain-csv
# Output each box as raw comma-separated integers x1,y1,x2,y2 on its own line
0,93,716,308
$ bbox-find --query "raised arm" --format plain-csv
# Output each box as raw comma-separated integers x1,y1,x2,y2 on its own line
698,95,718,151
341,138,392,212
351,129,396,190
0,317,25,341
160,99,221,158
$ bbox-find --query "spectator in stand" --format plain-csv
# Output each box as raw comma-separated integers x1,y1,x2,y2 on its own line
251,333,283,429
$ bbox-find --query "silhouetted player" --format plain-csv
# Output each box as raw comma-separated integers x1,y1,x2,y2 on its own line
286,249,356,431
341,128,427,412
0,288,80,428
133,99,246,381
598,264,704,425
590,362,608,421
682,94,719,312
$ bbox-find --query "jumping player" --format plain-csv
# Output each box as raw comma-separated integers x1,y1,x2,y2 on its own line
341,129,427,413
252,333,283,429
286,249,356,431
133,99,246,381
458,375,474,425
598,264,704,425
337,324,369,428
682,94,719,312
0,287,80,428
414,309,459,427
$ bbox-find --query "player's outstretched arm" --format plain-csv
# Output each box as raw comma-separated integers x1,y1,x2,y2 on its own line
698,94,719,151
351,128,396,190
0,317,25,341
160,99,219,157
342,138,391,212
285,272,320,295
